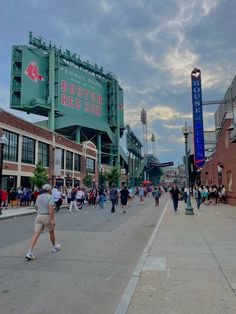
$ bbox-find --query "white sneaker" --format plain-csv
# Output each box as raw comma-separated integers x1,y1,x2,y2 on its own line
52,243,61,252
26,251,36,260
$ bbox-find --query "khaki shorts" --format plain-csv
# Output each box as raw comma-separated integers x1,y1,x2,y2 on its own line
34,215,51,233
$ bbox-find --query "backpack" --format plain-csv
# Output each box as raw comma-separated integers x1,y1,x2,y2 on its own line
71,191,76,201
195,190,201,198
154,189,160,197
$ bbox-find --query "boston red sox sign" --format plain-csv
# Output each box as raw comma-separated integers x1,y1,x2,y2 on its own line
191,68,205,168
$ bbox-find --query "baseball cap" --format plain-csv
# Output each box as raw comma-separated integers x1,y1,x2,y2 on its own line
42,184,51,191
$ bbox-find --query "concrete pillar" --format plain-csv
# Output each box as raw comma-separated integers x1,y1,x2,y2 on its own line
76,127,81,143
48,49,55,131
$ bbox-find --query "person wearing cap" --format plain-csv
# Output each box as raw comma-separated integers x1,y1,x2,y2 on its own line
26,183,61,260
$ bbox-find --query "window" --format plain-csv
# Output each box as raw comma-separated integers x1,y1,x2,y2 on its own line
61,149,64,169
3,130,18,162
86,157,95,173
66,151,73,170
22,136,35,164
38,142,49,167
74,154,81,171
233,105,236,125
56,178,64,187
227,172,233,192
20,176,31,188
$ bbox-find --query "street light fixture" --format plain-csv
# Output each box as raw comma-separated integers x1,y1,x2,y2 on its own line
0,134,8,185
99,164,104,186
182,122,194,215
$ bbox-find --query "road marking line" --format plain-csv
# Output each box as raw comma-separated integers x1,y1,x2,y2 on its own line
114,200,170,314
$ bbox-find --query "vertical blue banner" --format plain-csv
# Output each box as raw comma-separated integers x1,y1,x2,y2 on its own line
191,68,205,167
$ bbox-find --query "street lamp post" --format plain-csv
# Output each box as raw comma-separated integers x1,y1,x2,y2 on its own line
182,122,194,215
0,134,8,215
100,166,103,186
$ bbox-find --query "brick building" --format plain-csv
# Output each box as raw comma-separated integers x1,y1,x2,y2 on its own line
201,114,236,205
0,109,97,190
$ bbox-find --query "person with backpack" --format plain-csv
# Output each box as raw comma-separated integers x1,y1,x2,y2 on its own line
69,188,79,212
153,186,161,206
109,184,118,213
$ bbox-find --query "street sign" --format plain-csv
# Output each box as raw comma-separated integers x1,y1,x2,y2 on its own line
147,161,174,167
191,68,205,167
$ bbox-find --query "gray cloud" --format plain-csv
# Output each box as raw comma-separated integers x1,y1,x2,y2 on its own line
0,0,234,165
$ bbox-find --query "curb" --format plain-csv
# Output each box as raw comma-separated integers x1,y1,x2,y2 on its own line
115,200,170,314
0,205,69,221
0,210,36,221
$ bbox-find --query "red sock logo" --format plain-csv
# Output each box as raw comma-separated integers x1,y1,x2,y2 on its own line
24,62,44,82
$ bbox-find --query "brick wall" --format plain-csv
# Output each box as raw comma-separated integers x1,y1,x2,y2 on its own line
201,119,236,205
3,162,18,171
0,109,52,141
0,109,98,188
21,165,35,172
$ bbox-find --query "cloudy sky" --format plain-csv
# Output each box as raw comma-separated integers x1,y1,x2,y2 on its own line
0,0,235,165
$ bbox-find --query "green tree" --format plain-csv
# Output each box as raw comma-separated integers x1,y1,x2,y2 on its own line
104,166,121,187
147,167,163,185
30,161,48,189
82,170,93,187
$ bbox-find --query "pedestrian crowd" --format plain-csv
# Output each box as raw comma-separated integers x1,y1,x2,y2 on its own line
169,183,228,213
0,180,227,260
22,182,164,261
1,182,228,217
192,184,227,210
0,186,39,210
0,182,166,216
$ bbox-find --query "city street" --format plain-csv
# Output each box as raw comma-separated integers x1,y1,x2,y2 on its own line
0,194,166,314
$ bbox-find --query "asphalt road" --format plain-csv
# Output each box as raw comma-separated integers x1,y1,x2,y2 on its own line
0,194,168,314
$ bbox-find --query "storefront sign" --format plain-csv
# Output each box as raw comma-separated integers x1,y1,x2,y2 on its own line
54,148,62,176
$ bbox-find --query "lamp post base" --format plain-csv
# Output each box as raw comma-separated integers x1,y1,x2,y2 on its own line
185,196,194,215
185,204,194,215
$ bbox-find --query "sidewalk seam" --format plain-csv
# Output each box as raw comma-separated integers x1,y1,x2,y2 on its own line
193,213,236,296
114,200,170,314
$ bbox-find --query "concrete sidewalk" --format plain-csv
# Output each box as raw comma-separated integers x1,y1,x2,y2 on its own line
125,199,236,314
0,204,69,220
0,205,36,220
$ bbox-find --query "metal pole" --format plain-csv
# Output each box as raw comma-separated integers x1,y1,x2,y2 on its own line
116,82,120,188
184,133,194,215
48,49,55,131
0,143,4,215
97,133,101,186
